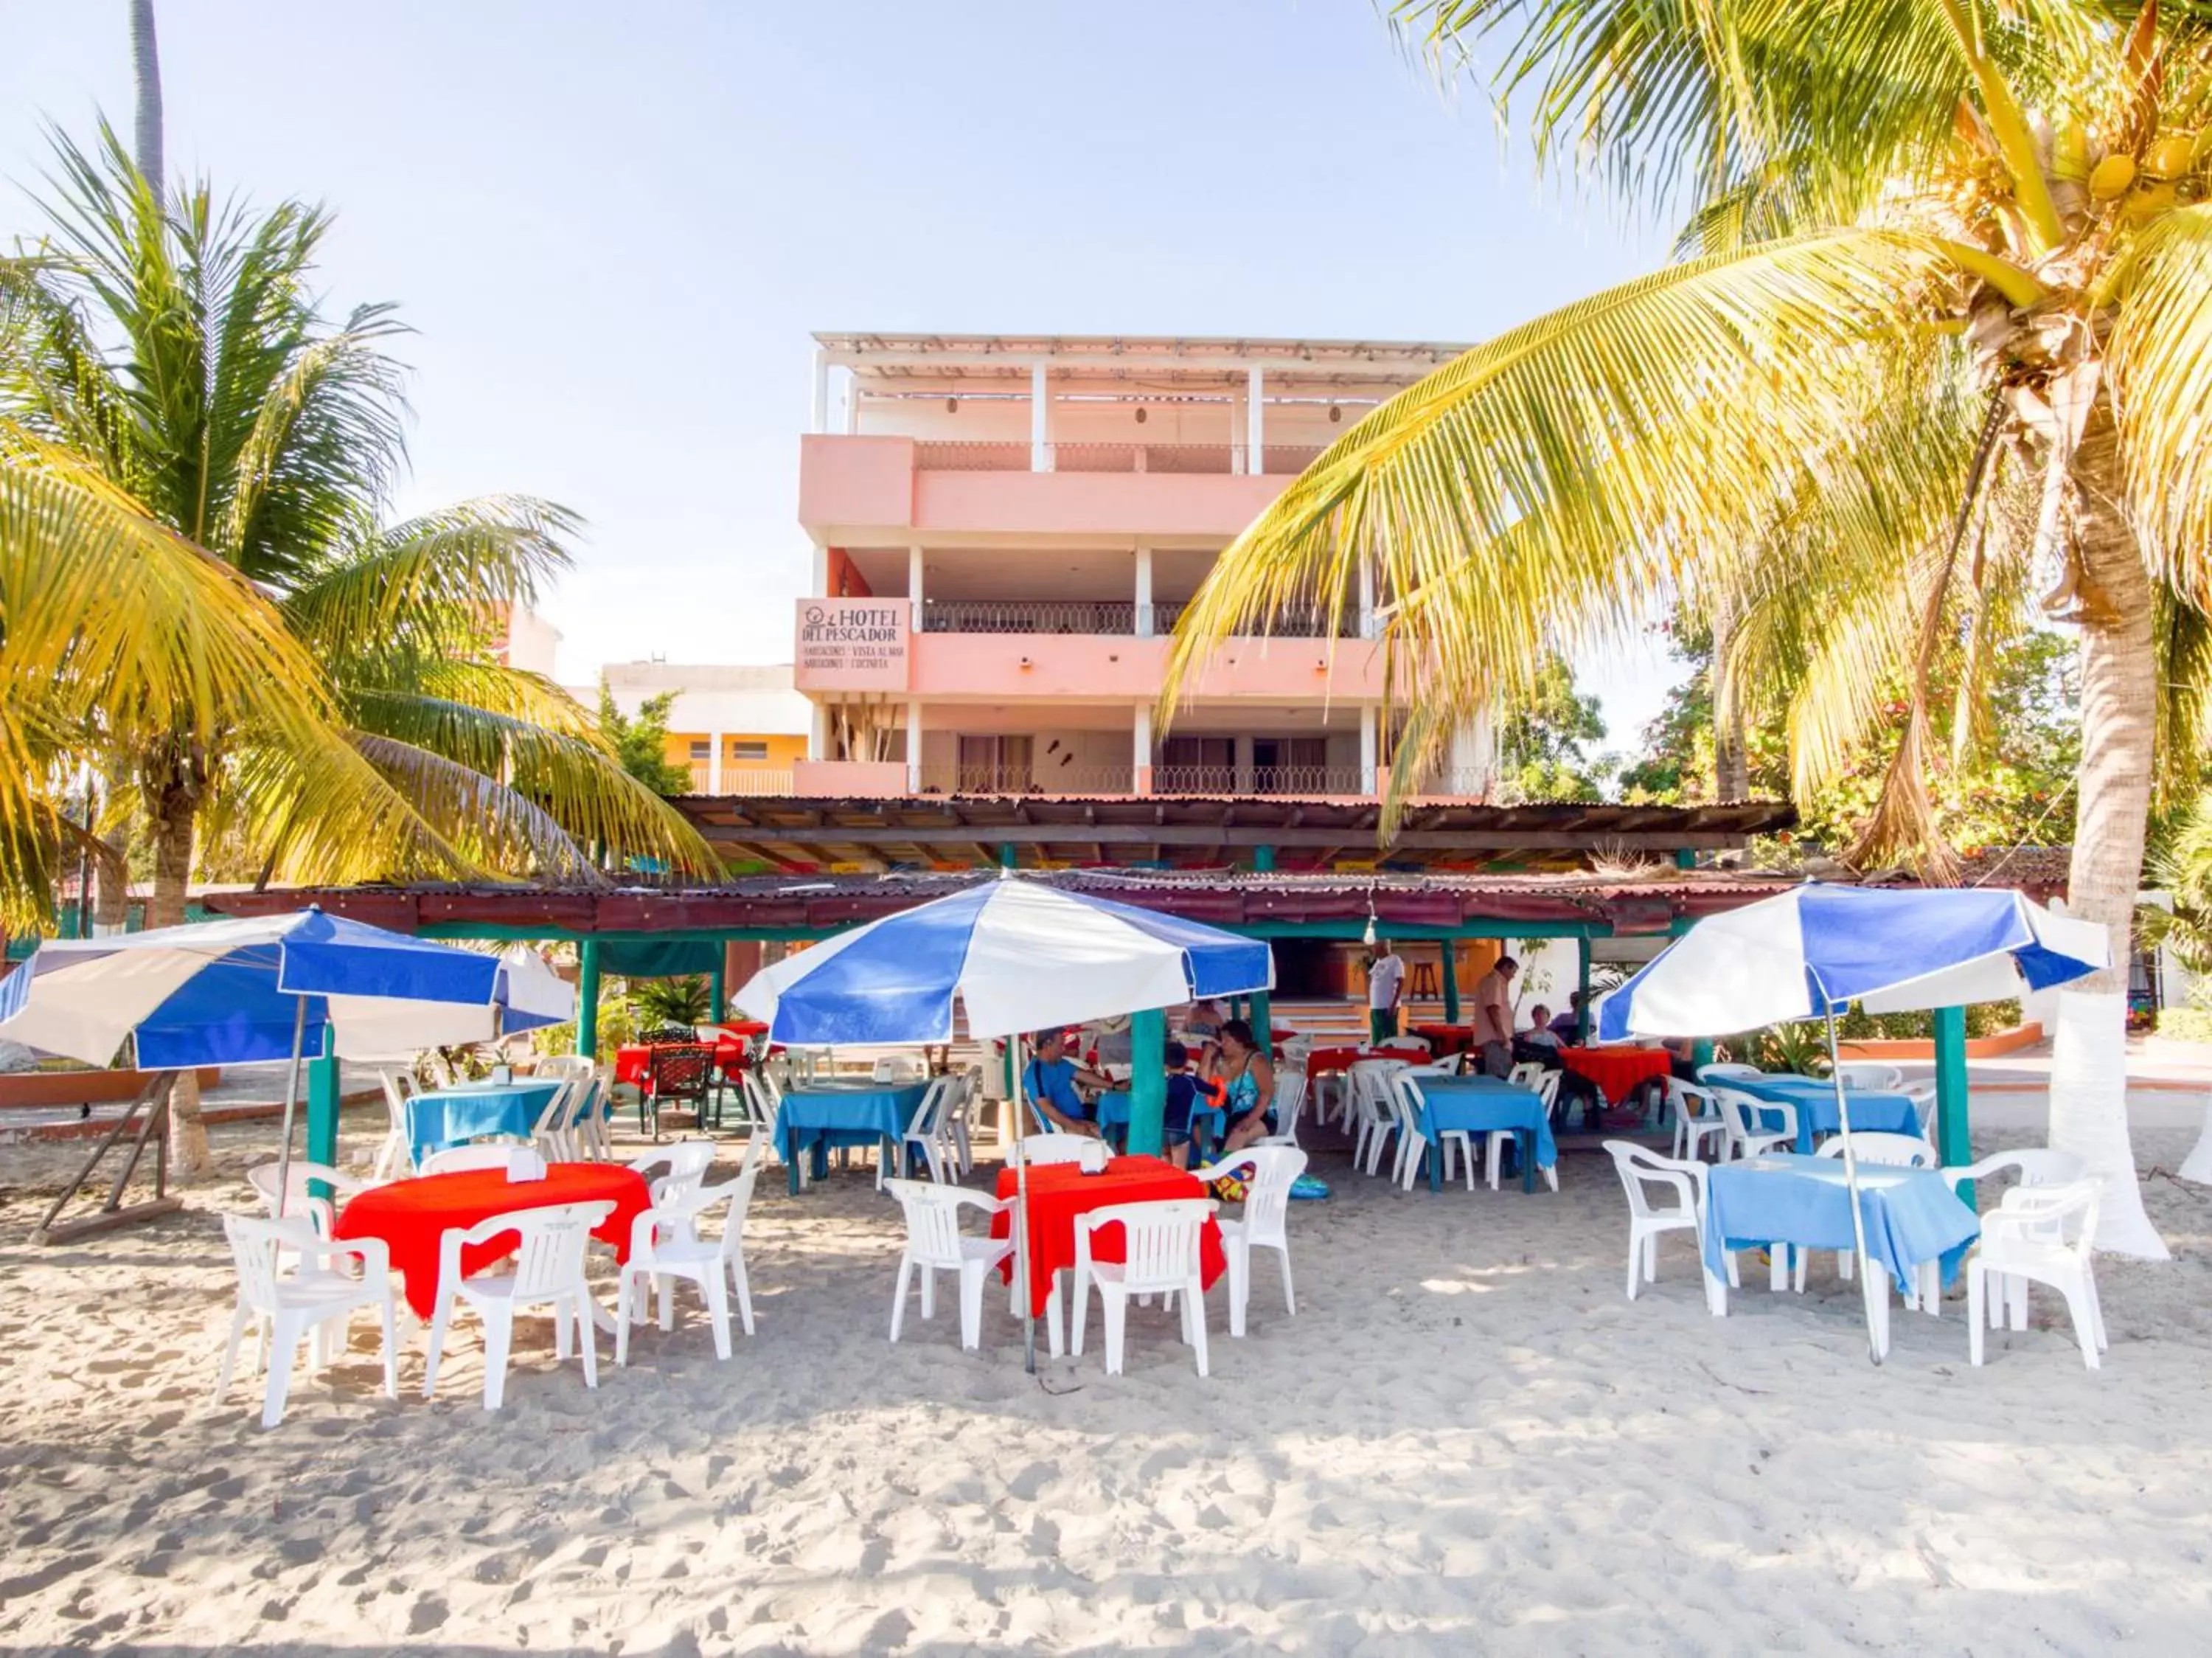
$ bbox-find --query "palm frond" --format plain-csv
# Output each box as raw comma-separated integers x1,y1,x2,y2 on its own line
1166,229,1959,819
2108,204,2212,594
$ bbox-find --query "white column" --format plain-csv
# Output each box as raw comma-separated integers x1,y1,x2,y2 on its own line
906,700,922,791
1357,558,1377,639
908,544,925,631
1133,703,1152,795
1133,541,1153,637
1229,382,1245,474
810,543,830,597
1247,366,1265,476
843,370,862,434
1030,361,1052,472
810,349,830,434
707,729,724,795
809,701,830,763
1359,705,1378,795
1234,734,1255,794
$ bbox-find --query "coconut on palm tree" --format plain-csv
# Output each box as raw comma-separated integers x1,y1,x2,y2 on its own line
1,128,718,1170
1169,0,2211,1254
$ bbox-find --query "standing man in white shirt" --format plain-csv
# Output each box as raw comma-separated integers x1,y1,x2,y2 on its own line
1472,954,1519,1077
1366,940,1405,1047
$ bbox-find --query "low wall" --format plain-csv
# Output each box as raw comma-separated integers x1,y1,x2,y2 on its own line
0,1067,222,1110
1835,1023,2043,1061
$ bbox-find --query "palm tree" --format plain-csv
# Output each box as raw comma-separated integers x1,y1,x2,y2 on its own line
1,128,717,1170
1169,1,2211,1254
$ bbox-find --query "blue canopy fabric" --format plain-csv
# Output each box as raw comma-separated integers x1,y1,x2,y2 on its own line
736,877,1274,1046
0,909,504,1068
1596,884,2108,1041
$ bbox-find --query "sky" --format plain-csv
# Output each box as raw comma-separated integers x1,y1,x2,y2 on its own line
0,0,1685,747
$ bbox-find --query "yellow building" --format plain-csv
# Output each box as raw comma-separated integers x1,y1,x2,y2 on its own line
599,662,813,795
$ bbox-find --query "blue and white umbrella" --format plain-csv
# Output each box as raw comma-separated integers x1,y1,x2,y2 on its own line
1594,883,2107,1363
736,875,1273,1046
0,909,527,1213
737,873,1273,1373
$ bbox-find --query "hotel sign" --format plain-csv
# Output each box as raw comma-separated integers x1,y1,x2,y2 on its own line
795,598,910,691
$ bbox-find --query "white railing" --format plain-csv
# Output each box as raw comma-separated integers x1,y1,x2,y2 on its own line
684,766,796,797
919,599,1139,634
908,440,1327,478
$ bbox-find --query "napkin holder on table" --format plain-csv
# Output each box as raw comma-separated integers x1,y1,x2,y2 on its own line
1077,1138,1112,1174
504,1146,549,1182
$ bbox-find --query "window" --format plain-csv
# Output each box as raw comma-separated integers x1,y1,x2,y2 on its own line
956,734,1032,791
730,740,770,763
687,740,711,761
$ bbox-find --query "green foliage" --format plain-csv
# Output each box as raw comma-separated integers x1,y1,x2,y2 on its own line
1497,657,1617,802
1728,999,2024,1066
632,974,714,1028
2154,1005,2212,1043
599,684,692,796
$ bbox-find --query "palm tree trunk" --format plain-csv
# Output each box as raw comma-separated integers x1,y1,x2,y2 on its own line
144,755,210,1178
1710,594,1749,802
129,0,164,190
2051,400,2166,1257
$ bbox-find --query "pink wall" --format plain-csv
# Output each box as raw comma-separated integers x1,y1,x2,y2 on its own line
792,759,908,797
798,434,1287,537
799,435,914,528
908,633,1384,700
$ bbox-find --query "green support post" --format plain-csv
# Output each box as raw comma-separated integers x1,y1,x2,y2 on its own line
305,1026,340,1169
1674,847,1696,870
998,842,1018,870
1933,1005,1972,1192
708,957,726,1024
1251,989,1272,1052
1576,936,1593,1044
1127,1007,1168,1156
577,938,602,1060
1253,844,1276,873
1440,941,1461,1024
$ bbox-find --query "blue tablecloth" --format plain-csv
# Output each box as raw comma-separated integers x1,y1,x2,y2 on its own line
1722,1074,1924,1153
1703,1154,1980,1287
407,1081,563,1165
1094,1089,1228,1148
1412,1075,1557,1192
774,1081,931,1193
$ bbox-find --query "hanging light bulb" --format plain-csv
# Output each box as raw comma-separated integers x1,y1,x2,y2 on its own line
1363,892,1378,947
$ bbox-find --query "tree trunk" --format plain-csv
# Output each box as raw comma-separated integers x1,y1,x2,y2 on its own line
129,0,164,190
1710,593,1749,802
145,758,210,1178
2050,400,2167,1257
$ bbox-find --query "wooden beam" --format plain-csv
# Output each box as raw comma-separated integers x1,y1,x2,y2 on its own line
707,823,1753,852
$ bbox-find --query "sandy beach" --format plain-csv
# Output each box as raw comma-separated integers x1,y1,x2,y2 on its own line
3,1106,2210,1655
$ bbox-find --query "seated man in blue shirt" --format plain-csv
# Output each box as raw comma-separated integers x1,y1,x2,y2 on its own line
1161,1040,1200,1167
1022,1029,1115,1137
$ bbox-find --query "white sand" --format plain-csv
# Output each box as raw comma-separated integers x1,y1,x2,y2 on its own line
3,1109,2210,1654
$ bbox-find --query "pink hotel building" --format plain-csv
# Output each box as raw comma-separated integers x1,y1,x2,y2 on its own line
791,333,1497,803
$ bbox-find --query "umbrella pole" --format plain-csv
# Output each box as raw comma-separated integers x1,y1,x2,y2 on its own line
1824,1007,1880,1367
273,995,310,1221
1012,1037,1036,1376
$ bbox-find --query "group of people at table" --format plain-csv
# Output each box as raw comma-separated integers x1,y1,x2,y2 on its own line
1017,1008,1276,1165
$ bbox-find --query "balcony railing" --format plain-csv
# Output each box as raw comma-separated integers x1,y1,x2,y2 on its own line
915,765,1135,796
917,597,1357,638
910,440,1330,477
1151,765,1371,797
919,599,1138,634
684,766,796,796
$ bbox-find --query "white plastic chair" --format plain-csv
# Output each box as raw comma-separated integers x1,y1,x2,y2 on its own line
1697,1062,1765,1085
373,1068,417,1180
1603,1141,1716,1302
1382,1069,1429,1185
1256,1071,1309,1148
1666,1078,1729,1163
420,1143,546,1179
246,1159,372,1238
1347,1060,1407,1175
1966,1179,2107,1369
422,1199,616,1409
883,1178,1014,1350
1069,1198,1217,1377
1714,1088,1795,1162
1902,1078,1941,1140
1192,1146,1306,1336
627,1140,717,1204
214,1212,398,1429
530,1075,582,1162
945,1065,982,1173
1833,1061,1905,1092
886,1076,953,1185
1018,1134,1093,1166
616,1134,767,1362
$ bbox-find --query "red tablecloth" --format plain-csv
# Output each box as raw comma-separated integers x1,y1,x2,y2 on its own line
1411,1023,1476,1053
614,1039,752,1088
992,1156,1225,1317
1557,1045,1674,1104
335,1165,651,1319
1304,1044,1431,1076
